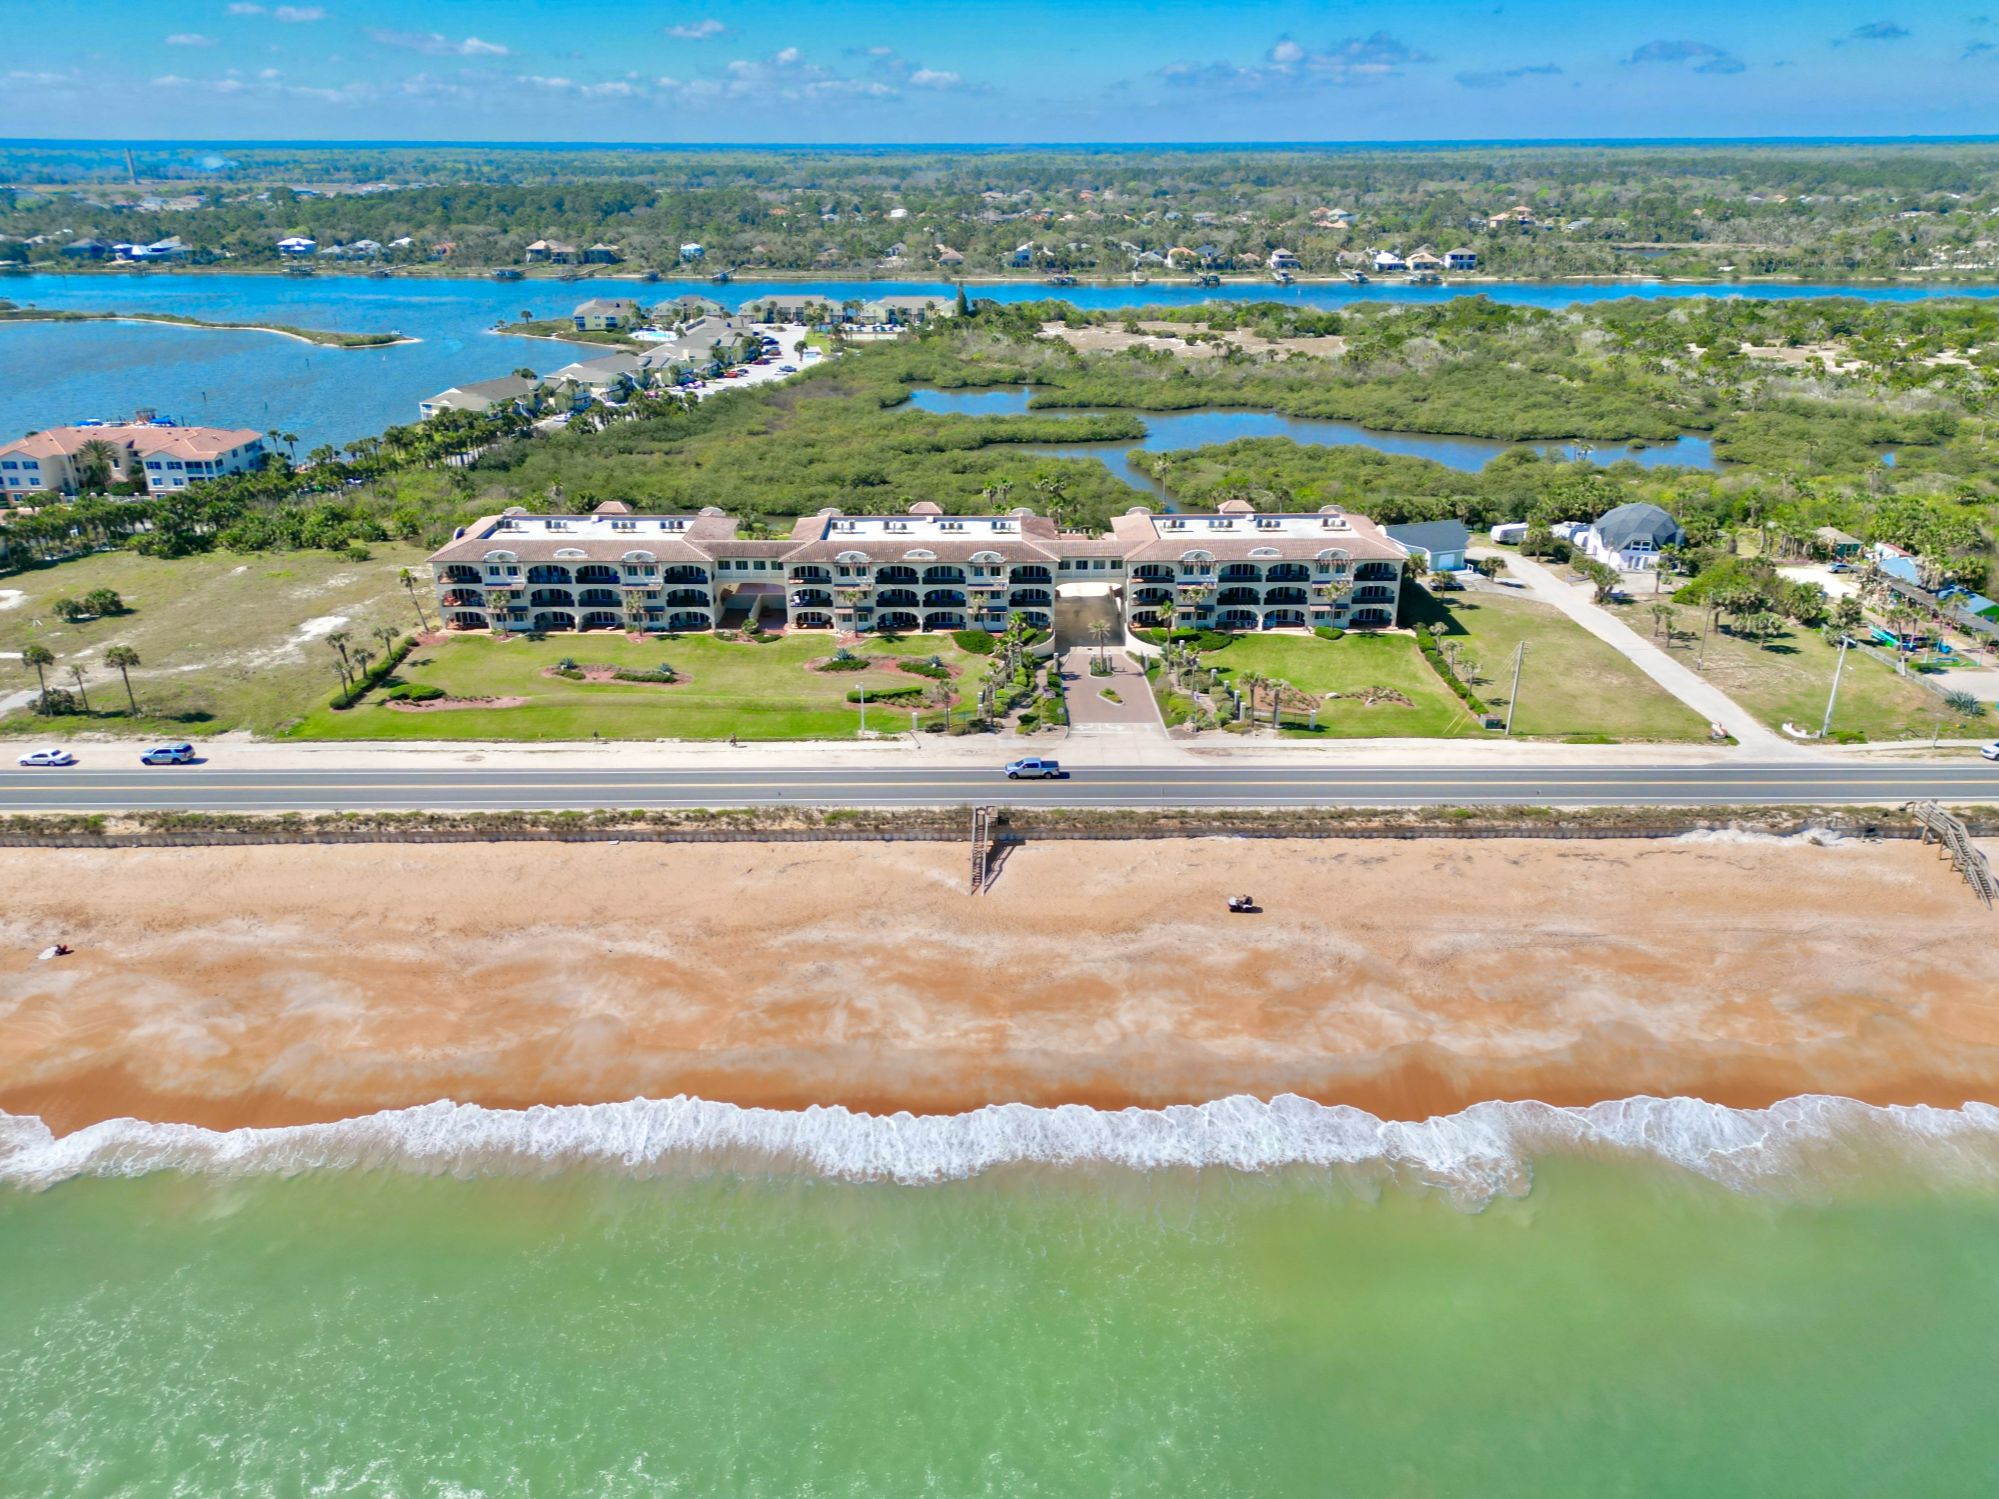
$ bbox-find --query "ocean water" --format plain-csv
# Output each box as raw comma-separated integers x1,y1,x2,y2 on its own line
6,1097,1999,1496
3,270,1995,455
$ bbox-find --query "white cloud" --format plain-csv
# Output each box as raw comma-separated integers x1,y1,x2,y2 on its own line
273,6,326,20
908,68,965,90
666,19,726,40
1159,32,1434,91
226,3,264,13
167,33,216,46
152,68,370,103
366,29,509,58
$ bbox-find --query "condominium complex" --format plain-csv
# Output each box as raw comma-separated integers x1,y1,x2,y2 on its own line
0,423,267,497
426,498,1407,636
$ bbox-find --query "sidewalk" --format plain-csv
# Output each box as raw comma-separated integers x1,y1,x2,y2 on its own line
1492,551,1802,756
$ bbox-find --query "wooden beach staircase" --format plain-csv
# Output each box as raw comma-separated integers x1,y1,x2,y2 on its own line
970,806,994,894
1905,801,1997,909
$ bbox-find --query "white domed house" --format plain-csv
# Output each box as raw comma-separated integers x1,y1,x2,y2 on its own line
1579,502,1685,571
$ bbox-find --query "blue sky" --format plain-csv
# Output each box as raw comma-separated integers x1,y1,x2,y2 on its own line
3,0,1995,142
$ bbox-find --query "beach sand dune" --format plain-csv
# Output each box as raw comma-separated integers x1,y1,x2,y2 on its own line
1,837,1995,1134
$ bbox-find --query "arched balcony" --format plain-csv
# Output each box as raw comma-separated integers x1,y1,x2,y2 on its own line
1009,565,1052,585
921,566,965,585
578,588,621,608
580,610,622,631
875,565,918,585
1129,609,1165,630
661,566,710,586
792,610,833,630
922,610,966,632
1266,563,1312,583
1133,564,1175,582
444,610,487,630
1355,562,1399,581
575,564,620,585
1012,609,1052,631
789,566,833,585
791,588,835,609
441,565,482,585
875,588,920,608
1218,608,1259,630
1264,608,1308,628
533,610,577,632
923,589,966,609
1217,587,1260,607
664,590,709,609
440,590,483,610
1354,586,1396,605
1350,608,1393,629
664,612,709,632
1219,564,1262,582
1008,589,1052,608
526,565,572,585
875,610,919,633
1263,586,1309,606
1131,586,1172,608
529,588,575,608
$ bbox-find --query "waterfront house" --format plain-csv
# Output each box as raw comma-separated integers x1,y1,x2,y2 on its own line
425,497,1406,637
1385,520,1471,574
658,294,729,324
61,237,112,261
277,236,317,256
1444,247,1480,271
0,424,265,497
1579,502,1684,571
1487,205,1536,231
525,239,578,265
934,245,966,266
1269,247,1302,271
572,297,644,332
1372,249,1407,273
417,374,545,421
1405,247,1446,274
583,243,622,264
678,242,706,262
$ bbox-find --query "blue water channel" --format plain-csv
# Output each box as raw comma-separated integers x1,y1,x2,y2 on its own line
903,386,1717,488
2,269,1990,455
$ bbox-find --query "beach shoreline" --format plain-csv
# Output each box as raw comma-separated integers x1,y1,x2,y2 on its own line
3,836,1995,1138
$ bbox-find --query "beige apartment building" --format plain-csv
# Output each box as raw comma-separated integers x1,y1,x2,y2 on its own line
0,423,267,498
426,498,1406,636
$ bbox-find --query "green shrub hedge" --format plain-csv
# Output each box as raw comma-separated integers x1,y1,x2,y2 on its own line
847,684,926,703
954,629,997,654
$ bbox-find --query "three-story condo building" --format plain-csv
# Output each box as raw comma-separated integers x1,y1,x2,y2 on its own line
425,498,1405,636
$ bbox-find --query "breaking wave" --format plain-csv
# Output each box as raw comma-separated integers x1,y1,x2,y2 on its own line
8,1094,1999,1203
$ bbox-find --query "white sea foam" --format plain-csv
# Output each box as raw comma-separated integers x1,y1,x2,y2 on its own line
7,1094,1999,1203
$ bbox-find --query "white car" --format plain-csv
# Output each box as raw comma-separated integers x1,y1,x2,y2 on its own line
18,748,77,768
1980,741,1999,762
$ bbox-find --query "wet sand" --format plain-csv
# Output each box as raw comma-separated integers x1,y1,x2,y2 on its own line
2,837,1996,1135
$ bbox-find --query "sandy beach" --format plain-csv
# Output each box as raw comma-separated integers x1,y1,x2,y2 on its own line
2,836,1995,1135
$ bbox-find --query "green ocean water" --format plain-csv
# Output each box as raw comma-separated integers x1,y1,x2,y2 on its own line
5,1159,1999,1497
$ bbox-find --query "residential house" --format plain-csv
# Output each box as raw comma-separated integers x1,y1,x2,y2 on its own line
1487,205,1536,231
934,244,966,266
524,239,578,264
1268,247,1302,271
1384,520,1471,573
277,236,317,256
572,297,645,332
61,237,112,261
678,242,705,262
657,294,728,324
1005,241,1037,267
1444,247,1480,271
425,496,1407,637
1405,247,1446,274
1814,526,1864,561
1579,502,1684,571
0,423,265,497
417,374,545,421
1372,249,1407,273
545,353,650,404
583,243,622,264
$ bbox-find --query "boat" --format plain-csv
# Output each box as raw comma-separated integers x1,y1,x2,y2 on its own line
1406,270,1442,286
1045,273,1077,287
1196,272,1221,287
1344,270,1370,285
283,264,316,278
492,267,524,281
710,268,734,284
1131,271,1150,286
1271,269,1295,285
367,268,391,279
640,269,660,283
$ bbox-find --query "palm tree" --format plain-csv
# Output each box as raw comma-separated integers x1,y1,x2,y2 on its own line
327,631,353,689
1238,669,1263,724
1649,603,1674,639
20,642,54,710
75,438,119,493
1087,617,1114,669
399,568,433,632
373,624,399,659
67,664,90,714
104,645,141,714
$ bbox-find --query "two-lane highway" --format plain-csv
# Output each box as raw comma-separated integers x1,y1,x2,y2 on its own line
0,762,1994,812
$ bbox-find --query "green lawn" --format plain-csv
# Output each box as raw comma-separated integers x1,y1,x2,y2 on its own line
1197,632,1486,738
1606,597,1953,742
291,631,988,740
1417,590,1710,741
0,545,433,736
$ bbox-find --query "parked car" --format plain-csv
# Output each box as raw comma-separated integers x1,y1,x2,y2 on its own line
141,743,196,765
1980,741,1999,762
18,748,77,768
1827,561,1854,574
779,363,798,373
1004,757,1063,779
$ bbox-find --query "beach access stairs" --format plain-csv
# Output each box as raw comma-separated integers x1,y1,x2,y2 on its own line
1906,800,1997,909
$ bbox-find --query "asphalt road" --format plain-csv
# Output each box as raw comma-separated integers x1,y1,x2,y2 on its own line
0,762,1994,812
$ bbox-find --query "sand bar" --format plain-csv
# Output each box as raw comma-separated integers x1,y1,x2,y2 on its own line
2,837,1996,1135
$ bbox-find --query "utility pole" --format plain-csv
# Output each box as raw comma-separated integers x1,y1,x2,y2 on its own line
1697,609,1712,672
1820,636,1851,740
857,679,867,737
1504,640,1527,735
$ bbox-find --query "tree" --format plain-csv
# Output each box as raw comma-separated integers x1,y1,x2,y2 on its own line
51,597,88,623
67,663,90,714
81,588,125,618
399,568,433,632
74,438,119,493
20,642,54,710
327,630,353,689
1831,595,1865,635
1238,669,1263,724
104,645,141,714
1649,603,1674,639
1087,617,1114,668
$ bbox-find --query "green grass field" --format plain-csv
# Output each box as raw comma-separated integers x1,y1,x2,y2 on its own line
1607,597,1956,742
1418,590,1709,741
291,630,988,740
1196,632,1484,738
0,546,432,736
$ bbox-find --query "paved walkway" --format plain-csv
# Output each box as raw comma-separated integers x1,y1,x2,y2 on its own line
1489,551,1803,756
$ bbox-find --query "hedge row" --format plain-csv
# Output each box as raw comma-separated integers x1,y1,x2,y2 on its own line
330,634,418,711
1413,625,1490,719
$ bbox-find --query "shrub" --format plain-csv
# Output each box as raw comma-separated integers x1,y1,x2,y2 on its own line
329,633,417,710
32,686,80,716
82,588,127,617
1313,626,1345,641
610,666,679,684
383,684,446,703
954,629,996,654
847,684,925,703
1169,628,1233,651
815,655,869,672
899,658,951,680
